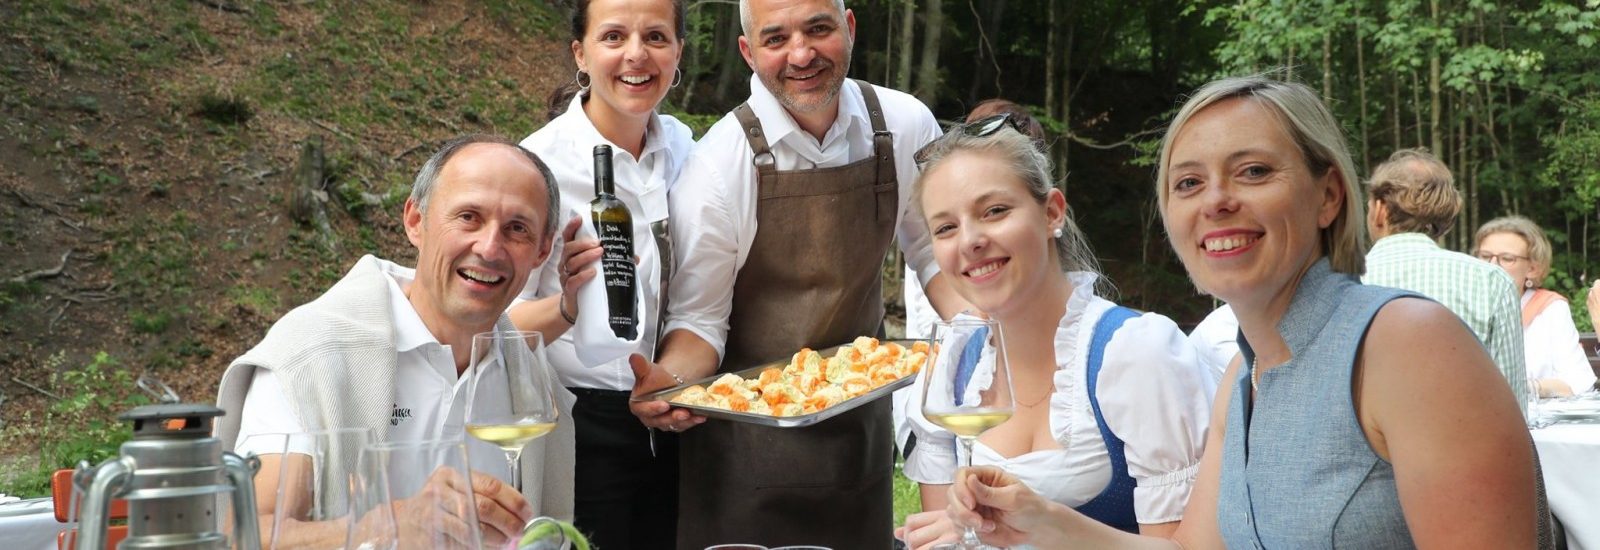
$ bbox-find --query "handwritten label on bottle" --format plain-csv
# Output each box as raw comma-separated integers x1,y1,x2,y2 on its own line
597,220,637,337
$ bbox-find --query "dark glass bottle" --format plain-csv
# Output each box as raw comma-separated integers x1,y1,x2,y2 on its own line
589,145,638,340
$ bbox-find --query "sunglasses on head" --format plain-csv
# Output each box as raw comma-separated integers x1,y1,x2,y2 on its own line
914,113,1028,165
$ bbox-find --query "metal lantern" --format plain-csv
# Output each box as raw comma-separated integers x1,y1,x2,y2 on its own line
72,403,261,550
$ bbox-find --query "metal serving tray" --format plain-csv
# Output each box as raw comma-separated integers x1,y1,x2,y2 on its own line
635,339,920,428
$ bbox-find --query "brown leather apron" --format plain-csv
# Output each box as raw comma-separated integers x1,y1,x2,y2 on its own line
676,80,900,549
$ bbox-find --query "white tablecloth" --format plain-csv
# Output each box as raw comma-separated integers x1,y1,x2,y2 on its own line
1533,422,1600,550
0,497,59,550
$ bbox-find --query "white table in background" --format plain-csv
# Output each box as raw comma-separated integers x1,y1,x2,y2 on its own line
1533,422,1600,550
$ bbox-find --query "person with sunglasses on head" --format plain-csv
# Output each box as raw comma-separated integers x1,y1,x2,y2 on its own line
944,75,1538,549
623,0,973,547
897,99,1048,462
1361,148,1529,406
893,114,1215,550
504,1,694,547
1474,216,1598,397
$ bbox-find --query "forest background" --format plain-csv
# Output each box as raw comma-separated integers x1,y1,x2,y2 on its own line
2,0,1598,503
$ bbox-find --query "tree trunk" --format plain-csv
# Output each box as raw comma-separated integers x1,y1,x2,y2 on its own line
896,0,916,91
1429,0,1442,156
1465,99,1472,251
713,10,745,108
1392,72,1402,148
915,0,944,105
1356,1,1370,171
1412,71,1425,148
1322,30,1332,100
1045,0,1057,120
1058,6,1075,189
965,0,1006,104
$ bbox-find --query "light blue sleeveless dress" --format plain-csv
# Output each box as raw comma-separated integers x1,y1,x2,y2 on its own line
1217,258,1421,549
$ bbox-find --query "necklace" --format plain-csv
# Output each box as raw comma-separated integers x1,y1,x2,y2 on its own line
1015,387,1053,408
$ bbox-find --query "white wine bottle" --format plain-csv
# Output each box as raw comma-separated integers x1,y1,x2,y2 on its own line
590,145,638,340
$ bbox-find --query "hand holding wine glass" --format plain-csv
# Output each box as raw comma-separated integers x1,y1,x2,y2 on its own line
466,330,561,494
920,318,1014,550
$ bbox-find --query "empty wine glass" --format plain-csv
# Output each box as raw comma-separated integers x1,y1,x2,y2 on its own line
239,428,376,550
346,438,483,550
919,317,1013,550
465,330,561,493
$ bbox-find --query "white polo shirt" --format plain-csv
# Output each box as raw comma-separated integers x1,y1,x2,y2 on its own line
663,76,944,359
233,261,512,481
516,96,693,390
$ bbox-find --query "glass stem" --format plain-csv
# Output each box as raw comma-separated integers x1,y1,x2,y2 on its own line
504,450,523,494
957,436,982,548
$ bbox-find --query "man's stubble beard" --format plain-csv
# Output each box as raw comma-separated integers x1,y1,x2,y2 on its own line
766,38,853,115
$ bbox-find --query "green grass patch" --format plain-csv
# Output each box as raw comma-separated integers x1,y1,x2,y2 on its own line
195,92,255,126
228,283,279,318
893,466,922,528
1,1,214,73
0,280,42,314
129,310,173,334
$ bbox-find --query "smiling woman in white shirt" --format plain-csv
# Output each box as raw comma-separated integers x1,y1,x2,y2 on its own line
895,118,1215,550
505,1,693,547
1473,215,1600,397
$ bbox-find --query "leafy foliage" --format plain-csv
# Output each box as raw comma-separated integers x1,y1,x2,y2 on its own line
0,352,150,497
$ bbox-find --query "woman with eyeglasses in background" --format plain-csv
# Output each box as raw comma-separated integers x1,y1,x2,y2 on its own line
894,114,1214,550
1474,215,1599,397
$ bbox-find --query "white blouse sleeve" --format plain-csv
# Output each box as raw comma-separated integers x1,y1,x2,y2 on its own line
1530,301,1598,393
661,153,739,359
901,363,960,486
1095,312,1214,524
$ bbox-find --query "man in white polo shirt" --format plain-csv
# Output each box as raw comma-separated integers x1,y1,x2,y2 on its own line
216,135,574,548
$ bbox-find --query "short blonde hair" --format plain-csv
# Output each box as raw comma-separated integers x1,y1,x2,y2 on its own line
1474,215,1553,286
1156,74,1366,275
1367,148,1462,240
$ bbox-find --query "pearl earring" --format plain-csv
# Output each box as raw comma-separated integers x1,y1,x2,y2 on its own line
1052,227,1063,239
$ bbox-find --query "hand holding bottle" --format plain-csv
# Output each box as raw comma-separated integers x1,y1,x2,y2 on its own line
557,215,604,322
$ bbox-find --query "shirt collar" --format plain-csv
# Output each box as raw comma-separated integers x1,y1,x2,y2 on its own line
557,93,674,167
1370,232,1440,253
744,74,868,151
378,261,441,353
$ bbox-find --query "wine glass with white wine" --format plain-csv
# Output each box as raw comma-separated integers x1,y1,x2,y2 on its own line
920,317,1013,550
466,330,560,494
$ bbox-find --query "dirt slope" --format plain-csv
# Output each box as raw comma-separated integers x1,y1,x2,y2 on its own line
0,0,570,463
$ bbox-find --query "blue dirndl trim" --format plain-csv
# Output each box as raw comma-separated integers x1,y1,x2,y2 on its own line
1073,305,1141,533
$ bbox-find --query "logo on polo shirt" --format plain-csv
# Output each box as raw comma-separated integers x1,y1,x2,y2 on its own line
390,403,412,427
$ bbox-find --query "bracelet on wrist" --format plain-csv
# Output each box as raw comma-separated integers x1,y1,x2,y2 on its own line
558,298,577,325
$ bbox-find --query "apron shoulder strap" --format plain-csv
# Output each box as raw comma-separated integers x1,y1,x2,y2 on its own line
851,79,897,185
732,102,776,168
852,79,889,134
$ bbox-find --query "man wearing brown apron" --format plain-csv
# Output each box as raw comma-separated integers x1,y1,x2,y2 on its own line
625,1,967,547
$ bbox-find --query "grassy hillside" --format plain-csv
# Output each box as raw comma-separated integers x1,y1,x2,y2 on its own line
0,0,573,494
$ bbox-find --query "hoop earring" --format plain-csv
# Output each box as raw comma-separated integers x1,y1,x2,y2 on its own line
670,68,683,89
1525,279,1535,289
574,70,591,90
